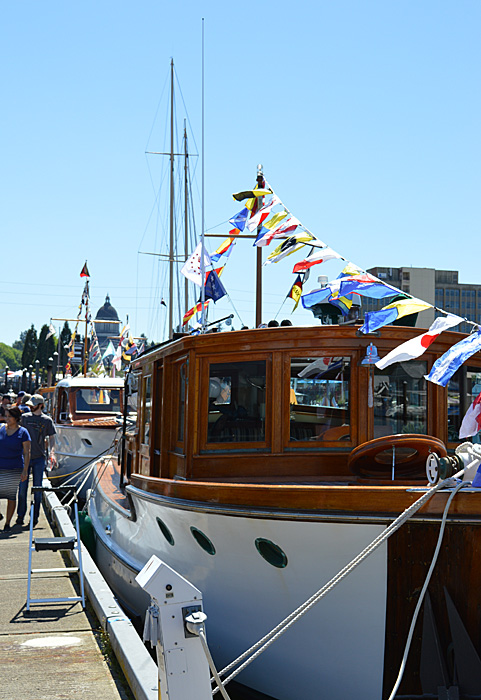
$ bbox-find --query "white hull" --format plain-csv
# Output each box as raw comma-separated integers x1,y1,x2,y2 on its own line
50,425,120,494
90,481,388,700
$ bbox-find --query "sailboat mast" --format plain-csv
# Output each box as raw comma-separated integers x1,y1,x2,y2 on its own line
184,122,189,317
200,19,206,332
169,59,175,339
256,164,264,327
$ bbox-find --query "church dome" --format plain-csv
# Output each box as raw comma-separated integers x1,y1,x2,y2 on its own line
95,294,120,322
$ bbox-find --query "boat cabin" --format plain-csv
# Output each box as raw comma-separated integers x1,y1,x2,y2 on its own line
122,325,481,486
53,377,125,425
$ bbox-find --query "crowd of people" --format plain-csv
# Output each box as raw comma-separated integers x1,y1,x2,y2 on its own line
0,391,56,532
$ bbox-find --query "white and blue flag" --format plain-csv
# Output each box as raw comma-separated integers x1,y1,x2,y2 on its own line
425,329,481,387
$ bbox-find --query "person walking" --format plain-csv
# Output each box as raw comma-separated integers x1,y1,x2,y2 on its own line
17,394,56,528
0,406,30,530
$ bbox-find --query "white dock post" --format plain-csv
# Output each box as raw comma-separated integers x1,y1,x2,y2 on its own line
136,555,213,700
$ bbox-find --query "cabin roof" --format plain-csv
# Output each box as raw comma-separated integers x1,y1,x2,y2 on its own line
55,377,124,389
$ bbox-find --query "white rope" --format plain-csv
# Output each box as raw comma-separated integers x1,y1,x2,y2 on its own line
213,473,465,692
196,630,232,700
387,479,470,700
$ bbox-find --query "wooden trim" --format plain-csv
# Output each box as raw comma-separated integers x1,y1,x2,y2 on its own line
129,473,481,517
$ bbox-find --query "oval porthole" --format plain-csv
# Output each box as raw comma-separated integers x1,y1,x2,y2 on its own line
156,517,175,546
255,538,288,568
190,526,216,555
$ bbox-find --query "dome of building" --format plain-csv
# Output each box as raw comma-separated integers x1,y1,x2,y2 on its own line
95,294,120,322
94,295,121,353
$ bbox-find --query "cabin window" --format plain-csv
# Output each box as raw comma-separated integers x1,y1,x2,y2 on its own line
447,366,481,443
289,357,351,442
207,360,266,443
373,361,427,437
142,375,152,444
177,360,188,442
75,388,121,413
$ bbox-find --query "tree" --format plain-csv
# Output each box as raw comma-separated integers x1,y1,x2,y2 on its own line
58,321,72,373
0,343,22,371
12,329,28,352
37,324,57,380
21,324,38,370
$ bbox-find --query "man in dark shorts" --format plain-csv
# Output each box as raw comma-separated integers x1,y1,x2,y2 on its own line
17,394,56,527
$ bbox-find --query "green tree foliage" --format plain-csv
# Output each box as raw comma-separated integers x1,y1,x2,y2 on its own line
0,343,22,371
12,329,28,352
37,324,57,380
58,321,72,372
21,324,38,369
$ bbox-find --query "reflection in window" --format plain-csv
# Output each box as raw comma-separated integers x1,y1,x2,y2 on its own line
207,360,266,443
448,367,481,443
177,361,188,442
289,357,350,442
75,388,121,413
143,376,152,444
373,362,427,437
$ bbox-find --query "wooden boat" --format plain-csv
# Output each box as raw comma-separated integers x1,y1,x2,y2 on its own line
88,322,481,699
45,376,126,494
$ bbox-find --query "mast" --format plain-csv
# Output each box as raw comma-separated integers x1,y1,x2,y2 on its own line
255,164,264,327
169,58,175,339
200,18,206,332
184,121,189,318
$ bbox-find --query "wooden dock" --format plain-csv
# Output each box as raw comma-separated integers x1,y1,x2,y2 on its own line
0,501,132,700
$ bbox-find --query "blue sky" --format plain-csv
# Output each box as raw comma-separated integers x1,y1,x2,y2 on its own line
2,1,480,347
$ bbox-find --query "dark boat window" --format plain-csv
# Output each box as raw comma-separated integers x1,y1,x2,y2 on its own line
373,361,427,437
142,375,152,444
447,366,481,443
207,360,266,443
177,360,188,442
289,357,350,442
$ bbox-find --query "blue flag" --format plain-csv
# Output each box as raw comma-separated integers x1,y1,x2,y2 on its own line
425,330,481,387
204,269,227,302
229,207,249,232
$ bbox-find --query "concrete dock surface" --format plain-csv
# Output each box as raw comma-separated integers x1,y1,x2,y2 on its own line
0,502,132,700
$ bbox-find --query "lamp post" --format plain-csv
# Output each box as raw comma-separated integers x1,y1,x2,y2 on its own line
22,368,27,392
35,359,40,390
28,365,33,393
52,351,58,384
4,365,8,391
47,357,53,387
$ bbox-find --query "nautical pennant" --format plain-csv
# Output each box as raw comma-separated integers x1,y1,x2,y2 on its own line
181,242,212,287
204,269,227,303
229,207,249,232
292,246,342,274
264,232,314,265
232,188,272,202
360,298,432,334
80,262,90,278
459,390,481,439
375,314,463,370
246,195,281,232
425,330,481,387
288,275,304,311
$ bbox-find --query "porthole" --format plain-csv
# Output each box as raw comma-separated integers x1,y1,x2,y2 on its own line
190,526,215,555
156,517,175,546
255,538,288,568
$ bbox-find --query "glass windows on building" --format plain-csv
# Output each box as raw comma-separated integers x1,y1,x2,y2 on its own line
207,360,266,443
289,357,350,442
447,366,481,443
373,362,427,438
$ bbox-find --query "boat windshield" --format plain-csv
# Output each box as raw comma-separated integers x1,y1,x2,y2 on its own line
75,388,122,414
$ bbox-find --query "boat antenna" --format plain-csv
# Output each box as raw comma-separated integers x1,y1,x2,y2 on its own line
200,18,206,333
